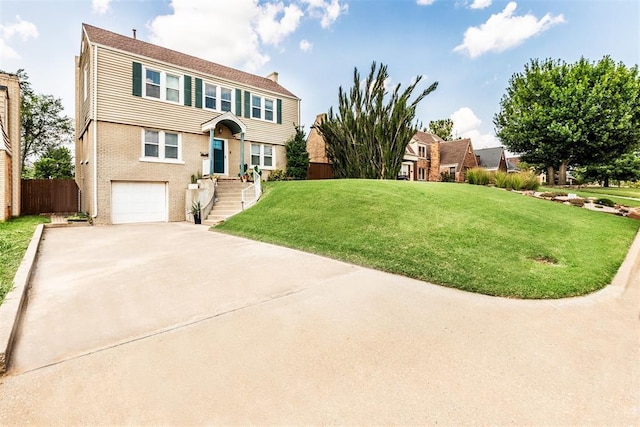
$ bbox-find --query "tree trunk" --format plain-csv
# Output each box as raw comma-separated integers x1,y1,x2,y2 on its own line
604,176,610,187
547,165,555,186
558,161,567,185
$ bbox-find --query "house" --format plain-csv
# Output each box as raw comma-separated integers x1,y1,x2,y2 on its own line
306,113,333,179
475,146,508,173
75,24,300,224
0,73,21,221
404,132,478,182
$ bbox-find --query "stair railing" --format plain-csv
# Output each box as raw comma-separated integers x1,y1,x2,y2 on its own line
241,170,263,210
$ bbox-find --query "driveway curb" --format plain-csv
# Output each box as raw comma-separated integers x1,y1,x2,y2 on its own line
610,227,640,293
0,224,44,373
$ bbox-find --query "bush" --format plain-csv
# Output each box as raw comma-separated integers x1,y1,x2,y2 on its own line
267,169,288,181
521,171,540,191
440,172,456,182
539,191,568,198
495,171,540,191
595,198,615,207
567,198,586,207
494,171,509,188
466,167,491,185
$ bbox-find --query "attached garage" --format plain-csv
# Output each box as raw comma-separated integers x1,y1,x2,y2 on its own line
111,181,167,224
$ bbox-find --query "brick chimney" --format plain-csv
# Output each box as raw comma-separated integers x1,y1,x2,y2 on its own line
428,142,441,181
266,71,278,83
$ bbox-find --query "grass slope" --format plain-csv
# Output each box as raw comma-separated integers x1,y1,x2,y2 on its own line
216,180,639,299
0,216,49,304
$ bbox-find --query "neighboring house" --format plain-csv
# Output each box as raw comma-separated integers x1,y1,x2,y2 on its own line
404,132,478,182
75,24,300,224
305,113,334,179
0,73,21,221
475,146,508,173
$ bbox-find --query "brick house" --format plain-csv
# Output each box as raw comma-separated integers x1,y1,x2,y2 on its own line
0,73,21,221
75,24,300,224
404,132,478,182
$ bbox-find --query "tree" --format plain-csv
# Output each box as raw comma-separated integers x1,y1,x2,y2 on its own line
428,119,453,140
575,152,640,187
32,146,74,179
317,62,438,179
494,57,640,185
285,125,309,179
9,69,74,173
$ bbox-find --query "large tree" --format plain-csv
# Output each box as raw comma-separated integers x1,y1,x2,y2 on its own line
494,57,640,185
8,69,74,173
285,125,309,179
32,146,74,179
318,62,438,179
428,118,454,140
575,151,640,187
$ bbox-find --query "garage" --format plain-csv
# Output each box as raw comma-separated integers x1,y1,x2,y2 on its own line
111,181,167,224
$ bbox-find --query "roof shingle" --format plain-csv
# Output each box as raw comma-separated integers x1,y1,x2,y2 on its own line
83,24,297,99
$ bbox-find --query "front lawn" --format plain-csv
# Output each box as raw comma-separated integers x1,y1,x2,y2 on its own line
540,186,640,207
216,180,639,299
0,216,49,304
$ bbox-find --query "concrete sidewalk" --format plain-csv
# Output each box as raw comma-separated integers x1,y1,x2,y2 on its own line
0,223,638,425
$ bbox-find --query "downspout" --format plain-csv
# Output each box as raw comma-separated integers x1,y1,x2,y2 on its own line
92,44,98,218
240,131,245,175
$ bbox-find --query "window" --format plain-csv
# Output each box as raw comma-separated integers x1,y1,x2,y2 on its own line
143,67,181,103
166,74,180,102
145,69,160,99
449,167,456,176
418,145,426,158
221,88,232,112
141,129,182,163
250,143,275,169
252,96,262,119
205,83,216,109
251,95,276,122
418,168,426,180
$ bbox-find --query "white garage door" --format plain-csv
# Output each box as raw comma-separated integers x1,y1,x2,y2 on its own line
111,181,167,224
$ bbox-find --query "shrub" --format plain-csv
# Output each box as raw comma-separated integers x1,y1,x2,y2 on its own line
494,171,509,188
267,169,288,181
595,198,615,207
440,172,456,182
495,171,540,191
568,198,586,207
521,171,540,191
466,167,491,185
539,191,568,198
508,173,525,190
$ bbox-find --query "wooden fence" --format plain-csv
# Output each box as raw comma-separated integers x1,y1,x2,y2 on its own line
21,179,79,214
307,162,334,180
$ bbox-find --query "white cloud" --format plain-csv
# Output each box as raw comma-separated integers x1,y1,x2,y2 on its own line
453,1,564,58
149,0,269,72
469,0,491,9
302,0,348,28
417,0,436,5
299,39,312,52
92,0,111,14
0,16,38,61
256,2,303,46
450,107,500,148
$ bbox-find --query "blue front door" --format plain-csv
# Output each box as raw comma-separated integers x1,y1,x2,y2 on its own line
213,139,225,174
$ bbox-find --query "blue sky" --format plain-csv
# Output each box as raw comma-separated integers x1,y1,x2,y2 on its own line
0,0,638,148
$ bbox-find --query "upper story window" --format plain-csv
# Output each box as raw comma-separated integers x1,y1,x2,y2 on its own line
141,129,183,163
251,94,275,122
418,145,426,158
204,83,233,113
144,67,181,104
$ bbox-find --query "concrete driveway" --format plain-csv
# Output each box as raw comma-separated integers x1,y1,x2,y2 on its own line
0,223,638,425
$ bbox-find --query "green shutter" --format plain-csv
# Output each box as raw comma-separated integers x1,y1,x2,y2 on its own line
235,89,242,116
132,62,142,97
277,99,282,124
184,75,192,106
244,91,250,118
195,78,203,108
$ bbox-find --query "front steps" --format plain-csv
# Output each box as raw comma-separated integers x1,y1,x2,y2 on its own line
203,179,252,226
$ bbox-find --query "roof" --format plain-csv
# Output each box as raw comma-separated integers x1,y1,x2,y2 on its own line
439,138,473,168
82,24,297,99
412,131,445,145
475,147,505,169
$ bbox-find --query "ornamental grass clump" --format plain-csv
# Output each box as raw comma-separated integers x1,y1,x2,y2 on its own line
466,167,491,185
495,171,539,191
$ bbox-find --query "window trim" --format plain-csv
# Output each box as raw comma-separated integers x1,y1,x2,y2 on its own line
250,94,276,123
250,143,276,170
139,128,185,164
203,82,234,113
142,66,183,104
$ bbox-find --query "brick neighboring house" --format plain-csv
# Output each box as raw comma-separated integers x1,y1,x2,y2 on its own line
404,132,478,182
76,24,300,224
475,146,508,173
0,73,21,221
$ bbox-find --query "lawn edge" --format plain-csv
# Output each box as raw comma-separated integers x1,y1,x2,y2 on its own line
0,224,44,374
609,227,640,295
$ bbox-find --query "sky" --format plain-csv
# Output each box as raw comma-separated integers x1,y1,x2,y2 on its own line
0,0,638,149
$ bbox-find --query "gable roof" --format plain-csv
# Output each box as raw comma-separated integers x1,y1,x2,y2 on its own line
412,131,445,145
475,146,505,169
82,24,297,99
439,138,473,168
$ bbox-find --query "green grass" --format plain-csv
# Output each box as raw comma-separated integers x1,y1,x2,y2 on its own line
0,216,49,304
540,186,640,207
216,180,639,299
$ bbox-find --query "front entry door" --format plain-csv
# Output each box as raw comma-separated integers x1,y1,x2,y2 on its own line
213,138,225,174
